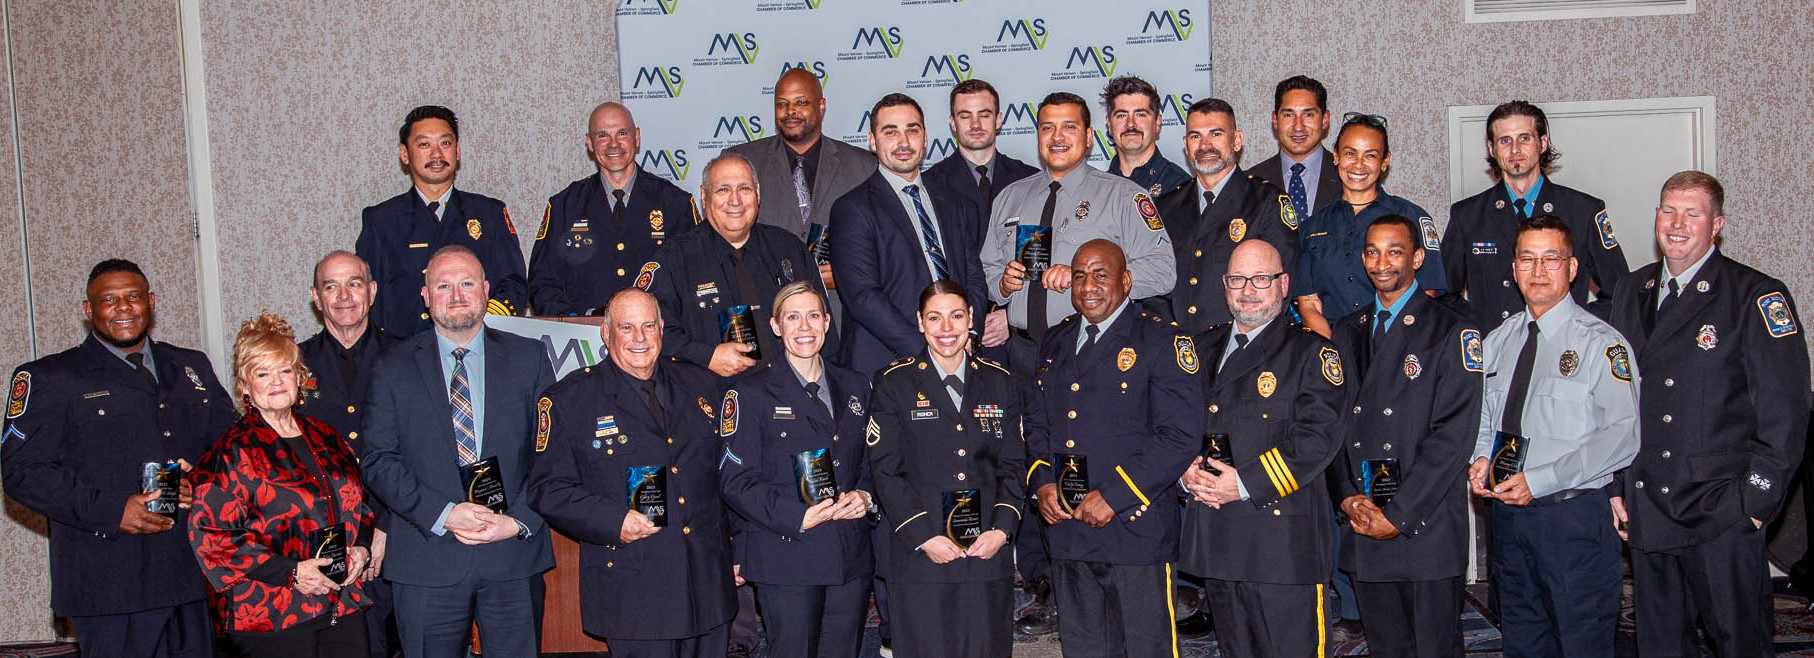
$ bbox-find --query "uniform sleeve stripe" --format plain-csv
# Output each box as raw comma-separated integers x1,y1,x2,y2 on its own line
1027,459,1052,484
994,502,1023,520
893,511,929,533
1266,448,1301,495
1261,448,1299,497
1258,450,1290,497
1115,465,1152,507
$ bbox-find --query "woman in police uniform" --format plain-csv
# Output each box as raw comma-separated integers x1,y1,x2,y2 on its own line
718,282,874,658
868,280,1026,658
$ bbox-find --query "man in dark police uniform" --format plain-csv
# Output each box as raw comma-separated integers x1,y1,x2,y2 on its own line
3,259,237,658
357,105,527,336
528,102,698,316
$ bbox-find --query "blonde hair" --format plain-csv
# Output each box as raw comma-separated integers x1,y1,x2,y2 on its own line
232,312,308,402
772,280,825,314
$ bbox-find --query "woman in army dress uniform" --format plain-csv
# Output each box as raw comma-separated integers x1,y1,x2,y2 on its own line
719,282,875,658
867,280,1027,658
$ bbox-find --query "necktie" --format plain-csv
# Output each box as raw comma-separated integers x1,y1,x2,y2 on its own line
611,189,627,219
450,348,479,466
1658,278,1680,315
1500,322,1541,437
803,381,833,418
338,345,359,392
904,185,951,282
640,377,666,430
1373,309,1393,342
426,200,442,222
1219,333,1249,371
729,249,775,360
1513,198,1528,219
940,375,963,407
1028,181,1061,341
126,352,157,388
1288,162,1309,220
792,156,813,232
1200,190,1216,225
976,164,993,204
1080,324,1100,357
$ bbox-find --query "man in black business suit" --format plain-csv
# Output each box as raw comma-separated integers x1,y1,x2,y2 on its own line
360,246,556,658
830,93,989,379
1250,76,1338,226
921,78,1039,360
724,67,873,295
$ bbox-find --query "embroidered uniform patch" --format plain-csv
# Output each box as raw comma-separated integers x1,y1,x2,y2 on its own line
535,397,552,452
1319,346,1345,386
1175,336,1199,374
1605,344,1633,382
720,390,739,436
1135,194,1162,231
7,371,28,419
634,262,660,291
1461,330,1483,373
1758,292,1799,338
865,416,881,446
1594,210,1618,249
1278,195,1299,230
1420,216,1441,251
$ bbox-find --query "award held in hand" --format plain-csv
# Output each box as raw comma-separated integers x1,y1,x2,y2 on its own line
1055,453,1089,514
1361,458,1400,507
1015,225,1052,280
718,305,763,361
806,223,833,266
1199,433,1232,474
140,460,181,518
460,456,508,513
942,489,983,549
627,465,668,527
794,448,838,505
310,527,349,584
1489,431,1526,489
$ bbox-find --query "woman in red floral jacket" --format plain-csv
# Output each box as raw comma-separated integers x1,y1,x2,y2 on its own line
188,313,375,657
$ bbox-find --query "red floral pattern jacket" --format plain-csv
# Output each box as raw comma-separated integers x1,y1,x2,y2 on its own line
187,409,375,633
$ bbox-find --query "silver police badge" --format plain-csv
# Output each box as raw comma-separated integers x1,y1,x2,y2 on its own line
1074,200,1091,221
1696,281,1710,293
1495,199,1506,210
1559,350,1580,376
1542,202,1554,213
1148,183,1164,196
1403,354,1423,380
1696,324,1718,351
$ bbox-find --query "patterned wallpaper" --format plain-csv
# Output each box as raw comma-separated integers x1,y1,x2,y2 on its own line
2,0,1811,643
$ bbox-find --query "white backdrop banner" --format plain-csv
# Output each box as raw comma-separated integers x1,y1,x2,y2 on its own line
485,314,607,380
616,0,1213,194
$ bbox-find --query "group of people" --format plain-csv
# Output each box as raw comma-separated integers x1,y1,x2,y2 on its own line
0,64,1803,658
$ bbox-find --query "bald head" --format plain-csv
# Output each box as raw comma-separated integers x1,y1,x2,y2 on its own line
1070,239,1132,324
603,288,663,379
587,101,640,179
1225,240,1288,331
774,67,826,149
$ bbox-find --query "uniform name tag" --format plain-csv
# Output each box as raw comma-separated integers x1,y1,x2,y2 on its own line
911,409,939,421
774,406,795,420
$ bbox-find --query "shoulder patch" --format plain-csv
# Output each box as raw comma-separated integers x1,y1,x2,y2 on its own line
1605,344,1633,382
1758,292,1799,338
1135,193,1163,231
503,207,517,235
1279,194,1299,231
1319,346,1345,386
633,262,659,291
720,390,740,436
1174,336,1200,374
1420,216,1441,251
536,202,551,241
1594,210,1617,249
1460,329,1484,373
535,397,552,453
7,371,29,419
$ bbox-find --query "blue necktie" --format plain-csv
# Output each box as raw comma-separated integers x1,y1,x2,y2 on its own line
450,348,479,466
904,185,951,282
1288,162,1309,220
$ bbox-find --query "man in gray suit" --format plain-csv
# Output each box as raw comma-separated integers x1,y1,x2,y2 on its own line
724,66,872,293
360,245,557,658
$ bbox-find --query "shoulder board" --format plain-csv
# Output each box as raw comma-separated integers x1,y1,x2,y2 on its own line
881,356,917,375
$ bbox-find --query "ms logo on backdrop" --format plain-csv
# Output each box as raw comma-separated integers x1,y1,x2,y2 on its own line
1050,45,1116,81
840,26,905,60
699,115,765,150
696,32,759,66
617,0,679,17
772,61,829,91
984,18,1047,53
640,149,690,182
907,53,972,89
1000,101,1038,137
1158,93,1195,127
627,65,684,99
1128,9,1194,44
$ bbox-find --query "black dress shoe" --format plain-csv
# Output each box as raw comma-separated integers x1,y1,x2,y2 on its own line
1175,610,1215,640
1330,618,1366,643
726,646,751,658
1014,576,1059,636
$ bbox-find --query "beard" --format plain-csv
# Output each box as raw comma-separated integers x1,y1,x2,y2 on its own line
433,306,484,334
1229,296,1280,330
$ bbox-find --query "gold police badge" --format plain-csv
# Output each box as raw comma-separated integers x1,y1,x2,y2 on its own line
466,218,483,240
1257,371,1277,398
1117,347,1136,372
650,210,665,232
1229,217,1247,242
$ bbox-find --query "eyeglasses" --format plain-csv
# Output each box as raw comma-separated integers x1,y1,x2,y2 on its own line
1512,255,1567,272
1342,112,1388,129
1223,273,1284,289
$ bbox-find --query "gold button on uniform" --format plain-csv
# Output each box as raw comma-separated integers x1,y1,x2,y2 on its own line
1273,509,1282,516
421,312,429,320
671,466,680,474
1208,404,1219,413
347,405,356,414
1187,306,1198,314
1188,277,1199,286
1067,410,1077,419
678,496,687,504
1070,383,1080,391
682,526,692,535
616,243,626,251
348,431,358,440
617,268,626,276
1194,249,1203,257
1065,440,1075,448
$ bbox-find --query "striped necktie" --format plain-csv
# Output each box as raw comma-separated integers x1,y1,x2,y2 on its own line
450,347,479,465
904,185,950,281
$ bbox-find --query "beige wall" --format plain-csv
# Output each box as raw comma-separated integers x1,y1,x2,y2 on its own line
1,0,1811,643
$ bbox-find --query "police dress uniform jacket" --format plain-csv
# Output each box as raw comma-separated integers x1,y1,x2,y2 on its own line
528,169,700,316
357,188,528,336
1442,179,1629,327
357,328,555,587
1609,251,1810,551
830,170,990,378
1108,150,1193,199
1025,309,1203,565
980,167,1178,330
1255,149,1341,223
1297,192,1450,321
718,360,874,586
1181,321,1345,584
868,352,1025,583
1152,168,1300,333
2,335,237,616
724,135,875,242
526,358,736,640
1328,294,1481,581
922,151,1038,244
188,409,376,633
638,223,835,370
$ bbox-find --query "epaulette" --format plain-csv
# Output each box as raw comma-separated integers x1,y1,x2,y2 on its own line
1061,316,1075,323
881,356,917,375
973,357,1010,375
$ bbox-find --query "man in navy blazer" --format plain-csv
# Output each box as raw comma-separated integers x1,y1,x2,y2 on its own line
360,246,556,658
831,93,989,379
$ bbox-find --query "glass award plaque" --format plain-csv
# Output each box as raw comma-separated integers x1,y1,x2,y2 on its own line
310,527,349,585
140,460,181,519
1490,431,1526,489
1361,458,1400,507
942,488,982,549
1015,225,1052,279
460,456,508,514
1055,453,1089,514
627,465,668,527
1199,433,1232,474
718,305,763,361
807,223,833,266
794,448,838,505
